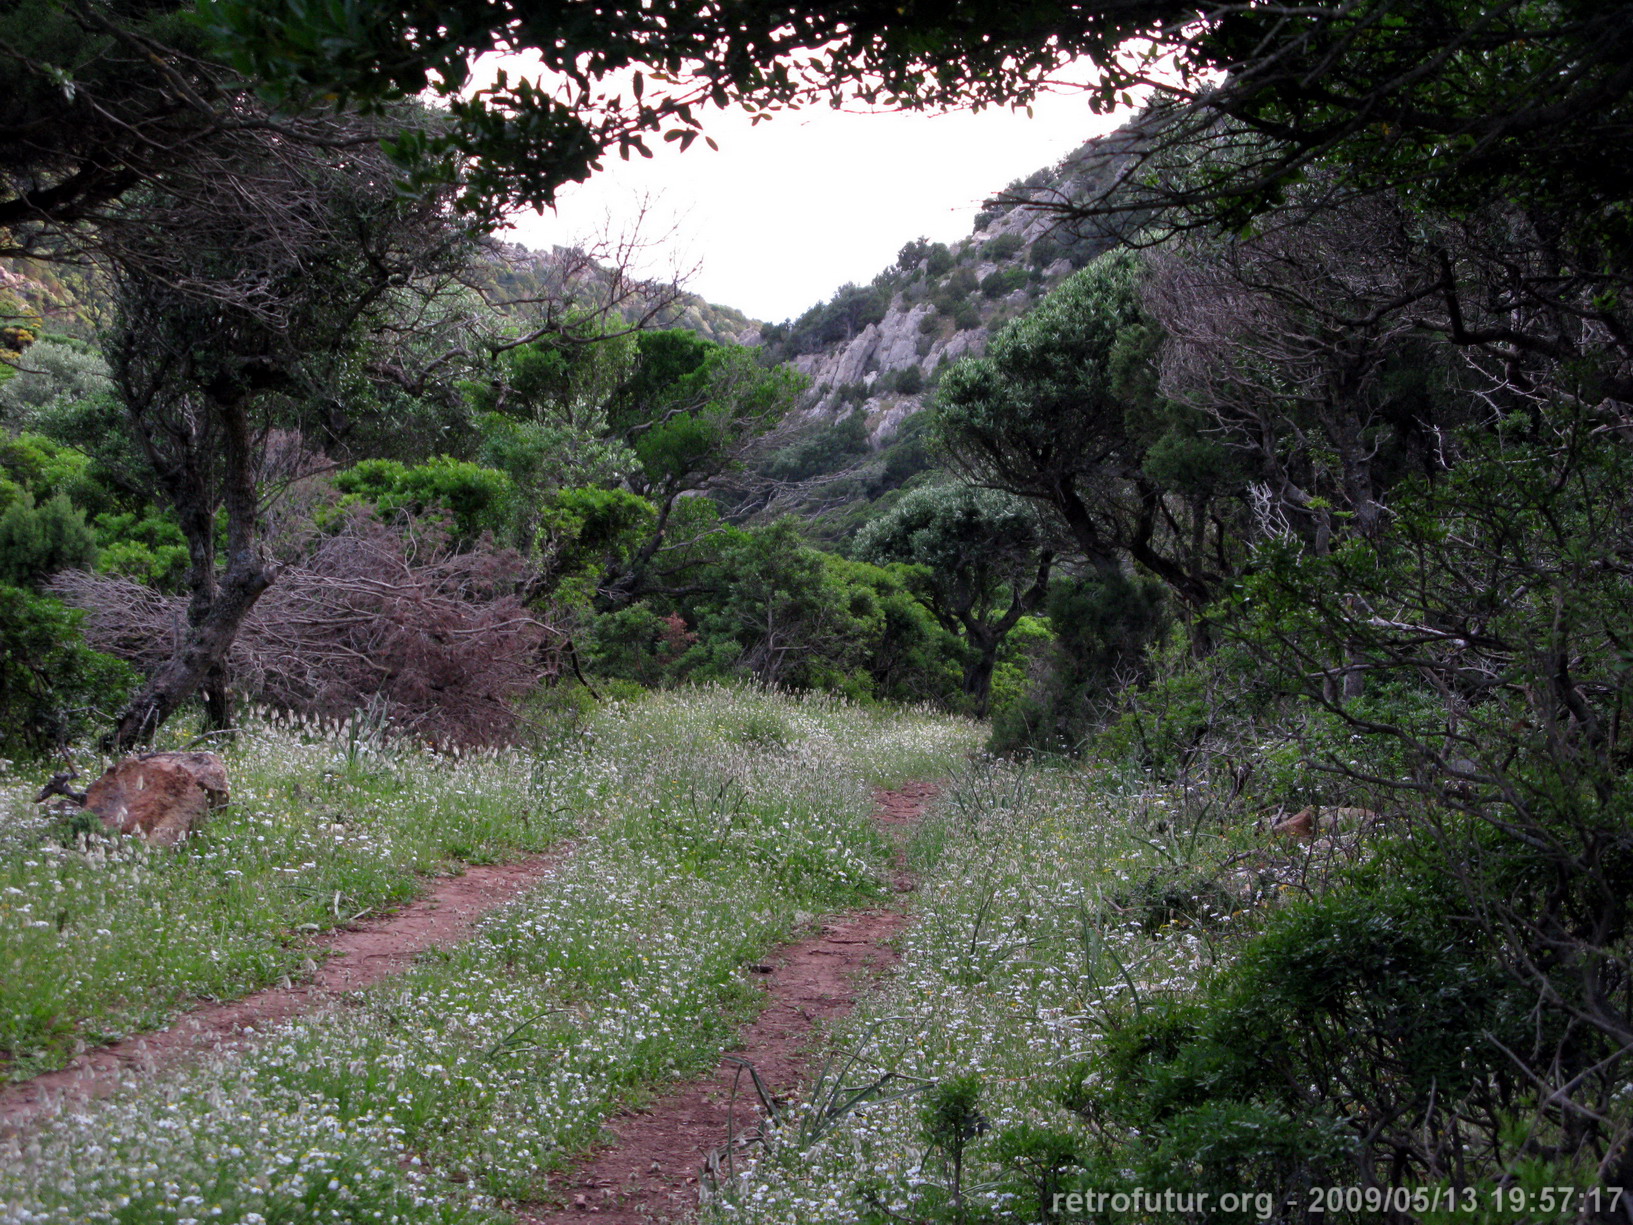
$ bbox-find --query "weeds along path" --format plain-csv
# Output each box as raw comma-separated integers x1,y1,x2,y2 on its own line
523,781,939,1225
0,843,574,1136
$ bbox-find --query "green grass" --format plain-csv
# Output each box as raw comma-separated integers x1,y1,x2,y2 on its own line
704,755,1277,1225
0,711,586,1078
0,685,981,1225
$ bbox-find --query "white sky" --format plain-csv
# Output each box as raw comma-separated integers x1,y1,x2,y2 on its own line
501,88,1129,324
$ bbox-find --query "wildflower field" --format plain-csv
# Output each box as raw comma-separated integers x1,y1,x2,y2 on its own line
7,685,1589,1225
705,759,1272,1225
0,688,978,1223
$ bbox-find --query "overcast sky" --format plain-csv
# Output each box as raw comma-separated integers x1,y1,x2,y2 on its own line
501,88,1129,324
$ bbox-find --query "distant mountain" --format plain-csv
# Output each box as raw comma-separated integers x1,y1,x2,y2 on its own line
754,118,1150,445
477,241,760,345
1,239,762,360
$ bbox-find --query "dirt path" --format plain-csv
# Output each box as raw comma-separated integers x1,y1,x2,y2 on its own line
522,781,938,1224
0,844,574,1137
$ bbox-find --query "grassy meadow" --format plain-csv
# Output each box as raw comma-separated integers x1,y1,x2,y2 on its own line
6,685,1615,1224
0,687,979,1224
703,759,1276,1225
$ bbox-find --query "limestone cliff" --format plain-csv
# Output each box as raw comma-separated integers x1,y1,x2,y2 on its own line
757,119,1147,446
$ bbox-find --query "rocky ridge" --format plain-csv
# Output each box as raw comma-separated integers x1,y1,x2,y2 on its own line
761,118,1149,446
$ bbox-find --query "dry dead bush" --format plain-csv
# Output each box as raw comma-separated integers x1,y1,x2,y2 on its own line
55,511,560,746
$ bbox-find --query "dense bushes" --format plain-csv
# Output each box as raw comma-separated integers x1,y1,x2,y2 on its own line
0,490,95,587
769,282,890,357
0,584,134,758
989,571,1166,755
0,470,130,758
332,457,517,546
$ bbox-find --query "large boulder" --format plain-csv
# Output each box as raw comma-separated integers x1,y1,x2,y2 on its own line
82,751,229,847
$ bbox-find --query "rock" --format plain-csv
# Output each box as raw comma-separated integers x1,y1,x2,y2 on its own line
1270,805,1381,839
1270,807,1315,838
82,751,229,847
873,303,936,371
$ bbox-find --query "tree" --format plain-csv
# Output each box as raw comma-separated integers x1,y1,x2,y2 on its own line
1209,399,1633,1185
602,329,805,600
933,251,1144,574
855,483,1053,716
97,112,475,749
688,519,885,691
1145,194,1459,548
1157,1,1633,243
933,249,1234,618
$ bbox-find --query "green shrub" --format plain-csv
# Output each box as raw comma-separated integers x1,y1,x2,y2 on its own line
0,490,96,587
1092,858,1542,1203
0,431,116,517
981,232,1025,260
0,584,135,758
932,268,979,314
537,486,656,586
90,509,189,590
980,266,1028,299
332,456,516,546
0,339,110,424
586,603,697,688
763,411,869,482
989,572,1166,756
1028,235,1062,268
883,365,924,396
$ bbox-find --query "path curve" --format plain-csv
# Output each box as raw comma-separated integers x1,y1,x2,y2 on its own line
522,781,939,1224
0,844,575,1137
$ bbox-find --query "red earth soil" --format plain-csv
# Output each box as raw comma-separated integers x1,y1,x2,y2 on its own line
0,844,574,1137
520,780,939,1224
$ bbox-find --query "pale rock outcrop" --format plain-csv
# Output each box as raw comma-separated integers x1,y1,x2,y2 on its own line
875,303,937,372
927,327,987,369
868,399,918,445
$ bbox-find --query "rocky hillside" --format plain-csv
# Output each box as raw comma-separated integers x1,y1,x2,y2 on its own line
0,258,105,340
756,118,1149,446
479,241,759,344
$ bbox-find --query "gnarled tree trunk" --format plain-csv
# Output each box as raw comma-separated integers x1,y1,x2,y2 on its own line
105,393,274,751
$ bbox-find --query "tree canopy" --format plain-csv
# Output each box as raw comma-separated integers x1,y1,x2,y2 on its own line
855,482,1053,714
194,0,1633,252
202,0,1181,221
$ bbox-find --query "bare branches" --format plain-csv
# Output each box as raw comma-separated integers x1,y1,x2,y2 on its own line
54,511,558,747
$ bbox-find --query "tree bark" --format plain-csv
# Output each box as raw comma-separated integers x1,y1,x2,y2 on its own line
103,554,273,749
105,394,272,751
